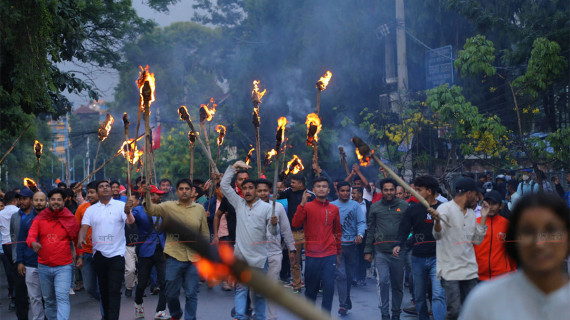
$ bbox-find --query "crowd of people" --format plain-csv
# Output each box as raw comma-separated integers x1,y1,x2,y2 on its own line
0,163,568,320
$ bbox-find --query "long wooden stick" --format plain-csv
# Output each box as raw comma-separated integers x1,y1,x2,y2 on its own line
255,127,261,178
160,215,332,320
352,137,451,227
312,143,319,177
0,123,32,165
93,141,101,174
190,144,194,181
76,153,121,187
37,158,41,185
123,114,132,199
316,89,321,116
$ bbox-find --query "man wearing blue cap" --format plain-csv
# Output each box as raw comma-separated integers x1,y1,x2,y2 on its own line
10,187,35,318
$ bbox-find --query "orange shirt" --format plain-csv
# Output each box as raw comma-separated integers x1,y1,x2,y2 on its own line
474,214,517,280
76,203,93,254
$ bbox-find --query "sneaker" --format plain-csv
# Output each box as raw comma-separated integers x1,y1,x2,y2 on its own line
293,288,302,294
338,307,348,316
69,288,75,295
403,305,417,315
151,287,160,295
135,303,144,319
154,310,171,319
125,289,132,297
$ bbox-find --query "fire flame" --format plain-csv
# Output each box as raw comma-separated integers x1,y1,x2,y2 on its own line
23,178,37,190
305,113,322,145
200,98,217,122
285,155,304,175
120,140,143,165
251,80,267,104
98,114,115,141
33,140,43,158
264,149,278,166
245,147,255,165
215,125,226,146
178,106,191,121
195,244,235,285
355,147,373,167
276,117,287,146
137,65,156,108
316,70,332,91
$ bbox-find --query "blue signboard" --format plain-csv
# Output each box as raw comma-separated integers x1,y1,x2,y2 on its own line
425,45,454,89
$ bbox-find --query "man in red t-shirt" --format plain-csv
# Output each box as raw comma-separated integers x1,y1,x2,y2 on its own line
292,176,342,313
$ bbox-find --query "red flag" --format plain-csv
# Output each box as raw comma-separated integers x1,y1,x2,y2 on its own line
152,124,161,150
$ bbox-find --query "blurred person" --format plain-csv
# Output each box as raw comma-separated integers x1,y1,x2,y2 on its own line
517,169,539,196
430,178,489,320
256,179,295,320
460,193,569,320
17,191,46,320
26,189,79,320
79,180,135,320
474,191,517,281
143,179,209,320
507,179,521,211
159,178,177,201
292,177,341,314
494,174,507,198
564,172,570,208
132,187,170,320
332,181,366,316
396,185,405,200
365,178,409,320
345,164,374,201
393,175,446,320
221,161,278,320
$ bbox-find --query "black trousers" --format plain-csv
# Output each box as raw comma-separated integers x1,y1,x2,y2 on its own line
14,268,29,320
1,244,15,295
135,247,166,312
94,252,125,320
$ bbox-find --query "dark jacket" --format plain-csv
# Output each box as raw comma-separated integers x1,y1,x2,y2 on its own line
396,202,440,258
16,209,39,267
365,198,409,254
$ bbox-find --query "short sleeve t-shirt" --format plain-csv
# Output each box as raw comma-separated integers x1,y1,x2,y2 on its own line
82,199,127,258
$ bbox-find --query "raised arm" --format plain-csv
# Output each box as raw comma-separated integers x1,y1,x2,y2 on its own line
220,164,245,208
291,191,311,229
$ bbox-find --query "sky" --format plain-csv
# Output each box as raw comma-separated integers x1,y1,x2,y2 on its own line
63,0,197,108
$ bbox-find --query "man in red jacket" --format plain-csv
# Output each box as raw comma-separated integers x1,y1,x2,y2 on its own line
291,176,342,313
26,189,79,320
474,191,517,280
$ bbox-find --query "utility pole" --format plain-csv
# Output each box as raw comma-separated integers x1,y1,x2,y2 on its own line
396,0,412,179
85,135,90,182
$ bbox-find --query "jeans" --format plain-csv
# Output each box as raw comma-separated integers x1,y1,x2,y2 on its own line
266,254,283,320
38,263,72,320
336,244,357,309
291,231,304,290
355,234,369,281
165,257,199,320
94,252,125,320
440,278,479,320
411,256,446,320
374,251,404,320
81,252,100,300
135,247,167,312
305,255,337,313
401,246,414,299
236,261,267,320
25,267,45,320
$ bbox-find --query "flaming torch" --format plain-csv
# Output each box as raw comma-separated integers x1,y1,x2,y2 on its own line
315,70,332,116
245,147,255,166
351,136,451,228
305,113,322,176
122,113,133,198
93,113,115,173
23,178,38,193
189,131,196,181
200,98,217,158
215,125,226,166
270,117,288,216
178,106,219,174
263,149,277,174
251,80,267,178
137,65,156,204
279,155,305,181
339,146,350,176
34,140,43,183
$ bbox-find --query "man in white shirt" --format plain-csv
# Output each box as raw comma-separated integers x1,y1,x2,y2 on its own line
220,161,278,320
429,178,489,320
0,190,19,309
79,180,135,320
